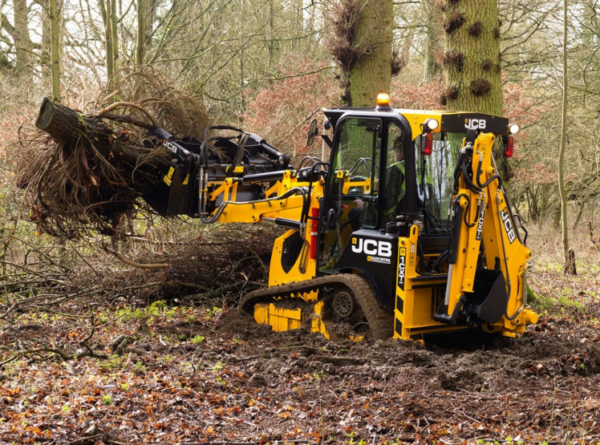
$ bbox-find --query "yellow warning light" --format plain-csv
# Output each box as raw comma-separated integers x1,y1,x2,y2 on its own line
376,93,390,107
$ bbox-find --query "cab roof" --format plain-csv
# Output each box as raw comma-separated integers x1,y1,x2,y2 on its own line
323,107,510,138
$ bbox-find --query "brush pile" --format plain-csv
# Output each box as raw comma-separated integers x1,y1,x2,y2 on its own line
15,67,210,239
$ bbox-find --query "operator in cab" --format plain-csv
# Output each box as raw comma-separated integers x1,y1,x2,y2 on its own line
349,135,405,231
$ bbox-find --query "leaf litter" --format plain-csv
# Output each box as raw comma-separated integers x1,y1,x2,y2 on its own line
2,269,600,445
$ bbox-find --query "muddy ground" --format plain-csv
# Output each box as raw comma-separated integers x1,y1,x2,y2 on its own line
2,275,600,445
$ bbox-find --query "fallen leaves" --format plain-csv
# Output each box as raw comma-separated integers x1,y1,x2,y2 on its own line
2,263,600,444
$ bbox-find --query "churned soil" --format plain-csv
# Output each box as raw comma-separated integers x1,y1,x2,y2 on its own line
2,296,600,445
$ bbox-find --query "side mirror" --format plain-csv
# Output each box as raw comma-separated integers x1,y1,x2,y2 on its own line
307,119,318,147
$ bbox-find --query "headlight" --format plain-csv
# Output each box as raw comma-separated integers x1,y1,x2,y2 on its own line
424,118,439,131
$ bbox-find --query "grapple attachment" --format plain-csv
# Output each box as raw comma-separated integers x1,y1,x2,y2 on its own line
142,126,291,217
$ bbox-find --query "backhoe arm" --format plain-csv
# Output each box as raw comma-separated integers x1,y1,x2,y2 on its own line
436,132,538,336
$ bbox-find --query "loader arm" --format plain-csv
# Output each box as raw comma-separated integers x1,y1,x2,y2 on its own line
143,126,329,283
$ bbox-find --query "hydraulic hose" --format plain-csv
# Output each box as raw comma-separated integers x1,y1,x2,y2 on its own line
461,157,482,193
475,151,502,189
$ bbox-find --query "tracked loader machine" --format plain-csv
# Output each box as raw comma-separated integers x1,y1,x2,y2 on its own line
146,93,538,340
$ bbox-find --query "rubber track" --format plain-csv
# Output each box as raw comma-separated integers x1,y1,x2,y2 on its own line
239,274,393,340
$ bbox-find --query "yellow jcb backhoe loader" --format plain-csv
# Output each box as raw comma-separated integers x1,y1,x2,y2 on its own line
144,93,538,341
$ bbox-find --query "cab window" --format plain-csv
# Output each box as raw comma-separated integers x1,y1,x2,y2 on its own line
414,132,461,232
382,121,406,224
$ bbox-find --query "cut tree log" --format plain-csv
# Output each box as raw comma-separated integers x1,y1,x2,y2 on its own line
33,98,169,193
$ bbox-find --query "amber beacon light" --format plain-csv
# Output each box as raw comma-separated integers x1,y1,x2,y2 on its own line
376,93,390,107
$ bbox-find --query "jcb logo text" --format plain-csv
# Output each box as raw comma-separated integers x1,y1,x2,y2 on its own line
465,119,487,130
501,210,516,244
164,140,179,154
351,238,393,258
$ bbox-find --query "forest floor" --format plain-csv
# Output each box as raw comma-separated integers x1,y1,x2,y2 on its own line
2,238,600,445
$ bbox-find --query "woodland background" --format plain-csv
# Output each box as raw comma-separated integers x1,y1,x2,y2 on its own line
1,1,600,444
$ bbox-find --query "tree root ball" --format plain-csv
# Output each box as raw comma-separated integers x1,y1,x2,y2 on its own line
16,66,210,239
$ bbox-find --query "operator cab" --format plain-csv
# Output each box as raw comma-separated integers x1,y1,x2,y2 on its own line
317,94,513,311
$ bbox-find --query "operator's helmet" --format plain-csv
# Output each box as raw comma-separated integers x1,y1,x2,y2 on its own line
393,136,404,160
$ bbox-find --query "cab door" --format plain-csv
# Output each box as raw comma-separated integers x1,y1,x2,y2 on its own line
319,117,382,272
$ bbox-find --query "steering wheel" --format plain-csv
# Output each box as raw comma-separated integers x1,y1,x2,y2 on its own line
349,175,367,182
348,157,372,176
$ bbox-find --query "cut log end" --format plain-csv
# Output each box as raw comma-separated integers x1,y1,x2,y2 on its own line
35,97,55,131
34,98,110,147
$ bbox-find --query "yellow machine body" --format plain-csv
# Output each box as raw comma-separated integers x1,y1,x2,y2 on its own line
190,105,538,342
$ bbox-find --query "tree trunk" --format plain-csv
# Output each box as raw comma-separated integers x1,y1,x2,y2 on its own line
50,0,61,102
346,0,393,107
399,9,417,70
32,99,162,187
35,98,111,148
564,248,576,275
441,0,502,115
136,0,146,65
423,0,442,82
111,0,119,72
268,0,275,73
442,0,509,179
558,0,574,275
239,0,246,119
12,0,33,77
292,0,303,50
105,0,115,79
143,0,157,53
41,0,51,75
